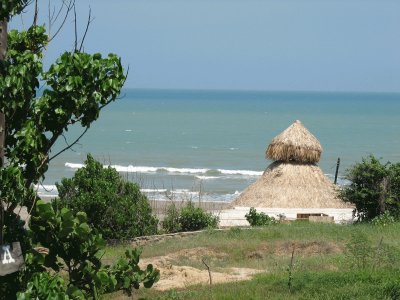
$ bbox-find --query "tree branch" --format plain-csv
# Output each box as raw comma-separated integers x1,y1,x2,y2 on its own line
202,258,212,286
79,7,93,52
49,127,89,162
73,4,78,51
48,0,75,43
33,0,39,26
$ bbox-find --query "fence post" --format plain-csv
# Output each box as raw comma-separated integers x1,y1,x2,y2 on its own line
334,158,340,185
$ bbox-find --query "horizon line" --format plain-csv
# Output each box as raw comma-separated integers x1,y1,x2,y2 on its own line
121,87,400,95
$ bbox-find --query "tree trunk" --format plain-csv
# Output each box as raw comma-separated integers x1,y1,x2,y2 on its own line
0,20,6,60
0,20,6,244
0,20,6,165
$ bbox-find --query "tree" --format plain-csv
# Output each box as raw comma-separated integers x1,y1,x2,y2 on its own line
341,155,400,221
55,154,158,240
0,2,159,298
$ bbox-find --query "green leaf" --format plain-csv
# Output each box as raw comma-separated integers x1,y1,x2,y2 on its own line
75,212,87,223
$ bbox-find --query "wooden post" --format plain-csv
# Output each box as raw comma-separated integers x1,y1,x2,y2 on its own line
334,158,340,185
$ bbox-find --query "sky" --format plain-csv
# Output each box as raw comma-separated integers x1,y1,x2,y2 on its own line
10,0,400,92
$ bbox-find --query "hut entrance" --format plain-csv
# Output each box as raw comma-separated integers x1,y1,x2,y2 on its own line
296,213,334,223
296,213,328,220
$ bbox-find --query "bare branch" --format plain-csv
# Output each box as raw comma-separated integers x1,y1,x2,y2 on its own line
61,133,77,152
48,0,75,43
202,258,212,286
79,7,93,52
49,127,89,162
73,4,78,51
33,0,38,26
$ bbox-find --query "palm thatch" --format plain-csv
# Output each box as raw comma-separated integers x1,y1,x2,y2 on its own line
233,162,352,208
266,120,322,164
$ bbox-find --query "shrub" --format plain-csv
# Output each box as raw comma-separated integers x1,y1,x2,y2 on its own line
161,202,182,233
18,200,160,299
55,154,158,240
371,211,397,226
162,201,219,233
245,207,277,226
340,155,400,221
179,201,219,231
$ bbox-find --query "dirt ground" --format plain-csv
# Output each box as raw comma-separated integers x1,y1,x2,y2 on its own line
139,247,262,291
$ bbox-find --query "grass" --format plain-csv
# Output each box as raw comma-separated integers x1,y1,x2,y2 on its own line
103,222,400,299
143,270,400,300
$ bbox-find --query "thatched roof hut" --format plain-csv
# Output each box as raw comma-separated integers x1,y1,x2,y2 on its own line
233,120,352,209
266,120,322,164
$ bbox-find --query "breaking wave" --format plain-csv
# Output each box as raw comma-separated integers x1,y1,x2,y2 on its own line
65,162,263,177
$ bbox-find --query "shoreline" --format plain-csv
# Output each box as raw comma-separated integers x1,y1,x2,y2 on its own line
40,196,231,216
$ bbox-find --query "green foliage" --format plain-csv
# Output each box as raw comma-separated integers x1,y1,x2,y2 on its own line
0,23,126,214
17,200,159,299
0,3,138,299
345,233,398,271
161,203,182,233
54,154,158,240
161,201,219,233
0,0,29,20
16,273,69,300
341,155,400,221
179,202,219,231
371,211,397,226
245,207,278,226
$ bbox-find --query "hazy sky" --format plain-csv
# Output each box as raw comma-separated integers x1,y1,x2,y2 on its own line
10,0,400,92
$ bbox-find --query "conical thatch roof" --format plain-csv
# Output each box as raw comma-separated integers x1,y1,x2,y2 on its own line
233,161,353,208
266,120,322,164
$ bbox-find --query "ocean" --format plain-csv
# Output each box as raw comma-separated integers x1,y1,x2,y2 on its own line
38,89,400,202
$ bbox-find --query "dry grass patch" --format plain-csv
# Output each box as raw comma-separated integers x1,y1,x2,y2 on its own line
273,240,343,256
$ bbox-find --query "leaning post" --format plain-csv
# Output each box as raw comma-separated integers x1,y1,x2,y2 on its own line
334,158,340,185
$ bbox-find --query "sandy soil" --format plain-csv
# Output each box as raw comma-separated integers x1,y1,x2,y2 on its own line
139,247,263,291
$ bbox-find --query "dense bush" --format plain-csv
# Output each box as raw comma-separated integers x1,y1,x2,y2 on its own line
16,200,160,299
340,155,400,221
245,207,277,226
161,202,182,233
179,201,219,231
162,201,219,233
55,154,158,240
371,211,397,226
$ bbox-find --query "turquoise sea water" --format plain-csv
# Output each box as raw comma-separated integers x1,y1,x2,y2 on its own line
39,89,400,202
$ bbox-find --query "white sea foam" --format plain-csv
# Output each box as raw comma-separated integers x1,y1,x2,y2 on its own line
65,162,262,177
163,167,209,174
111,165,159,173
218,169,263,176
141,188,168,193
65,162,84,169
195,176,219,180
172,189,198,195
34,184,58,197
125,129,133,132
33,182,241,202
